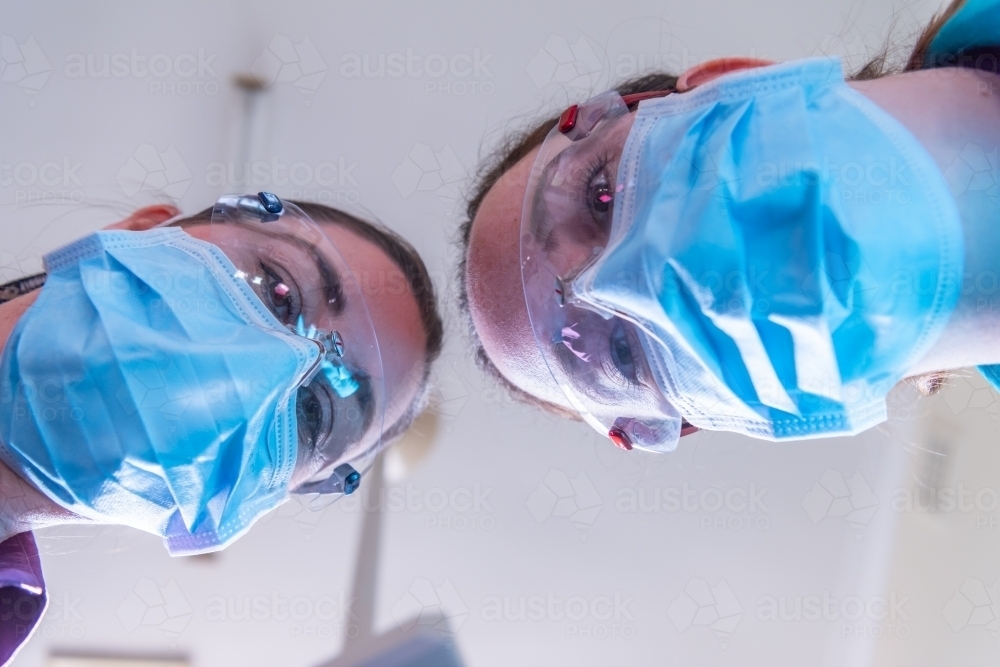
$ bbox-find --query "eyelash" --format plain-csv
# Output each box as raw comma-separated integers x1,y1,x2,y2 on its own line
603,322,640,389
297,379,334,455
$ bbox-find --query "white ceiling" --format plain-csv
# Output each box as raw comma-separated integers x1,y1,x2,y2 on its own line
6,0,999,665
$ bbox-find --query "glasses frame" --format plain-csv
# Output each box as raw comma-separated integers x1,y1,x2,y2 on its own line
539,91,702,450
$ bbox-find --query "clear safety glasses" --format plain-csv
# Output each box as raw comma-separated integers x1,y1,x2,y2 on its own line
520,91,699,453
207,193,385,506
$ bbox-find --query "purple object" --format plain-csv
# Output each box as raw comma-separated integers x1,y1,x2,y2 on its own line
0,532,45,666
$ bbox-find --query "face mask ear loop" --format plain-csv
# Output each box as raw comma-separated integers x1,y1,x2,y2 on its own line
621,90,675,108
155,211,191,229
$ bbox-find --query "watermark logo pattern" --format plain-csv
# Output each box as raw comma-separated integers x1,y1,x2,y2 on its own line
526,34,602,92
260,497,327,540
391,143,465,212
116,577,193,643
802,469,879,529
943,373,1000,422
426,359,470,431
117,360,192,419
944,143,999,199
667,578,743,647
391,577,468,637
251,35,326,94
526,469,602,529
943,578,999,636
116,143,192,199
0,35,51,95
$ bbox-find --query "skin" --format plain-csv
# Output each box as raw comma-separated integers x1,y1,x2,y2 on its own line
0,203,426,540
467,59,1000,417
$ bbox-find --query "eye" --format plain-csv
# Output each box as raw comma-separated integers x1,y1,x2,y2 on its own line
296,381,332,454
584,158,614,232
259,263,301,325
608,320,639,386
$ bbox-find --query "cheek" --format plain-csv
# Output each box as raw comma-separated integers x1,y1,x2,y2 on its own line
549,238,601,277
381,314,425,381
370,292,426,403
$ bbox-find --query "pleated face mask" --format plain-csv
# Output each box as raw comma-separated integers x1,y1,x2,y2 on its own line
0,194,386,555
520,58,964,452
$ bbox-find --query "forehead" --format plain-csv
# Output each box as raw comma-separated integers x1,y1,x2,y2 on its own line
466,147,577,410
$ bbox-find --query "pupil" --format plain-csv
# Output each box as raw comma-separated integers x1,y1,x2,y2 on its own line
613,330,633,368
270,281,291,321
594,187,612,212
296,385,322,445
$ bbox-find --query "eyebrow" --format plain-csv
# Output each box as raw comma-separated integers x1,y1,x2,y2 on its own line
529,157,562,250
249,226,346,317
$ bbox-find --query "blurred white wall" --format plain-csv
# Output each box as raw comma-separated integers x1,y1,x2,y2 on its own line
4,1,997,666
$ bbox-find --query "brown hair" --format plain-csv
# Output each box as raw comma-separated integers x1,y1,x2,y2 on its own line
457,2,969,413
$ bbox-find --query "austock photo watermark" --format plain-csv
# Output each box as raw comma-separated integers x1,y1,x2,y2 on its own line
391,576,638,642
754,156,914,205
205,156,362,206
667,578,744,649
595,256,1000,326
1,358,328,427
942,373,1000,426
117,143,192,200
392,143,466,215
119,576,360,642
64,47,221,96
336,481,496,533
39,591,86,641
526,29,771,95
392,578,468,639
204,590,357,640
116,578,193,648
755,590,912,640
802,469,880,533
803,468,1000,532
340,48,495,96
616,482,770,532
945,142,999,201
480,590,637,640
0,156,84,204
668,578,912,646
6,33,328,102
0,34,52,101
115,142,366,208
252,35,326,98
944,577,1000,636
891,483,1000,530
527,469,603,536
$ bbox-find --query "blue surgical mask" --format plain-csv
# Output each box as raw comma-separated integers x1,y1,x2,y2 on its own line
0,227,321,555
520,58,964,449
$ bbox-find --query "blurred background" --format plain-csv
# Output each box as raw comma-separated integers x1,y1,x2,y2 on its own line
2,0,998,665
